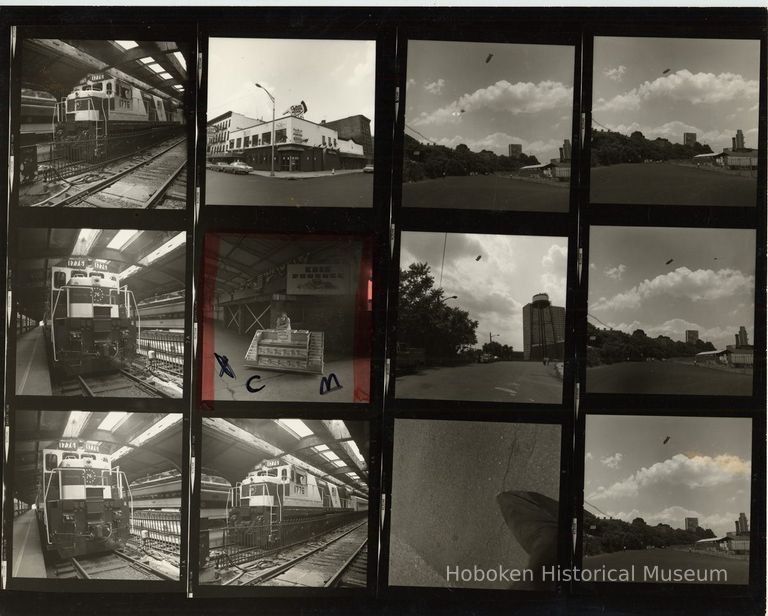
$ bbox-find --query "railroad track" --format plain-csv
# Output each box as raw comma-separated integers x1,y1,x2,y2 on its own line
55,550,173,581
233,521,368,588
43,138,187,209
56,368,172,398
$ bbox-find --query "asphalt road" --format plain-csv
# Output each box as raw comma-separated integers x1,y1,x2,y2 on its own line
389,420,562,589
583,549,747,585
396,360,563,403
586,360,753,396
590,163,756,207
401,175,570,211
205,170,373,207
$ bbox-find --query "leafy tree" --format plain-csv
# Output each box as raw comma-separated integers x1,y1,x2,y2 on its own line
398,263,478,363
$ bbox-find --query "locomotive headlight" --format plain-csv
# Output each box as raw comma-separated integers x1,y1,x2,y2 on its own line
63,514,75,523
70,331,82,339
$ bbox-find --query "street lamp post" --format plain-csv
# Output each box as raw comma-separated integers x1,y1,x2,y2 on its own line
255,83,275,177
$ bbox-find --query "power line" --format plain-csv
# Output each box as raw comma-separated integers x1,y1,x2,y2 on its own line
404,123,435,145
584,499,611,518
587,313,613,330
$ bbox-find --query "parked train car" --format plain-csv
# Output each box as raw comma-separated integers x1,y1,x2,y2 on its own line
37,441,132,560
227,458,367,528
55,72,184,141
20,87,57,145
130,469,230,510
46,261,139,378
225,458,367,549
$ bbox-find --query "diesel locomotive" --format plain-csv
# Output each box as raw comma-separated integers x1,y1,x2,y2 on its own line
46,260,139,378
37,440,132,560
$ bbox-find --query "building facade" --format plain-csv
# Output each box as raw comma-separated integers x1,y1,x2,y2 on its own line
323,115,373,162
683,132,697,147
508,143,522,158
207,111,263,157
226,114,366,172
522,293,566,361
685,517,699,532
685,329,699,345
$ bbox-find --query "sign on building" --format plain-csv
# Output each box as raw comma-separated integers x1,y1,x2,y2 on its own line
286,264,350,295
283,100,308,118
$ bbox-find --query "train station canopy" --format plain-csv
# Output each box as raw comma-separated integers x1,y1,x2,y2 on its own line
23,39,186,102
15,228,187,322
201,418,369,497
13,411,183,505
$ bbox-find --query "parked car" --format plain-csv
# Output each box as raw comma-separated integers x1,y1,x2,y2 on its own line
363,164,374,174
227,161,254,175
214,162,229,172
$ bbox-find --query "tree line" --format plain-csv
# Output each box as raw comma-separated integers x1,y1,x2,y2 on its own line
591,129,713,166
587,322,716,366
403,134,540,182
583,511,716,556
397,262,479,365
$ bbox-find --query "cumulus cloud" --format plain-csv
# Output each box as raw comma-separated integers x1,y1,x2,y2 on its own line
542,244,568,269
588,453,751,502
433,132,563,159
594,69,759,113
590,267,754,312
406,77,416,90
586,452,594,460
412,80,573,126
424,78,446,95
604,65,627,82
604,264,627,280
601,453,623,469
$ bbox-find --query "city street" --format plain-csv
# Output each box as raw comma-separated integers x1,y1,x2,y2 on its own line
395,360,563,403
402,175,570,211
205,169,373,207
586,361,753,396
590,163,756,207
583,548,747,585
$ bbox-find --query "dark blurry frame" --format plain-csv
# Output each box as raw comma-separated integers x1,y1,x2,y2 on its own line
0,6,761,616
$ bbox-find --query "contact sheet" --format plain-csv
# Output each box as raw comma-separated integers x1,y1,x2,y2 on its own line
0,7,764,616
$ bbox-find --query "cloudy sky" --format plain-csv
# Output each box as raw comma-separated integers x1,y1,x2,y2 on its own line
207,38,376,130
400,232,568,351
585,415,751,537
588,226,755,349
593,37,760,151
405,40,574,161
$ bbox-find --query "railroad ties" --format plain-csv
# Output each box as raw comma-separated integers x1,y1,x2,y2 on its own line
228,521,369,588
55,551,172,581
39,138,187,209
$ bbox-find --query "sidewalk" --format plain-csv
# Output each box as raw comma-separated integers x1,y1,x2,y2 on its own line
248,169,363,180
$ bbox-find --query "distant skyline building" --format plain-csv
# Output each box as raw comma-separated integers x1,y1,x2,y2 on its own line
736,325,749,347
684,132,697,147
559,139,572,162
508,143,522,158
736,512,749,535
732,129,745,151
685,517,699,532
685,330,699,345
522,293,566,361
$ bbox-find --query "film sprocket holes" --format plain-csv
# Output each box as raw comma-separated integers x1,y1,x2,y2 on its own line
402,39,575,212
13,228,188,399
200,232,372,403
16,38,190,210
590,36,760,208
197,418,369,589
205,38,376,208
